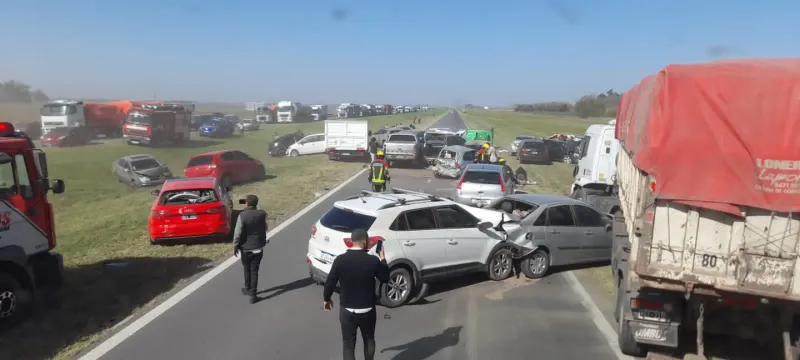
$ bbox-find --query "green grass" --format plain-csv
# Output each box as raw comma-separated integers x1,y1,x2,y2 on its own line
1,109,445,360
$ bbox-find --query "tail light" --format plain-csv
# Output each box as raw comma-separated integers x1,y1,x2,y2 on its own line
150,209,172,219
455,162,461,168
311,223,317,236
343,236,384,249
649,179,656,192
205,206,225,214
456,176,465,190
631,298,663,310
499,174,506,192
356,147,365,151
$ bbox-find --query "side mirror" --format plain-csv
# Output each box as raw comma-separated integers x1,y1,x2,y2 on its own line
525,232,533,240
238,198,247,205
51,179,65,194
38,152,49,178
477,221,493,231
606,224,612,232
125,168,131,173
150,189,160,196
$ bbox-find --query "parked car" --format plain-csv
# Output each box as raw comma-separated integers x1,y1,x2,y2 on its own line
510,136,538,156
184,150,266,188
40,126,91,147
432,145,475,179
191,114,214,131
237,118,260,131
422,132,448,162
517,140,551,164
563,138,582,164
484,193,612,279
199,119,235,138
223,114,241,124
287,133,326,156
148,177,234,245
383,131,424,167
373,126,410,147
543,139,567,162
306,188,513,308
112,154,175,187
454,164,516,207
269,131,305,157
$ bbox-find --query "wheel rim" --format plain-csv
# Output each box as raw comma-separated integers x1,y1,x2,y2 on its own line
0,290,17,319
290,151,298,157
386,274,409,302
491,252,511,277
529,252,548,275
563,155,571,164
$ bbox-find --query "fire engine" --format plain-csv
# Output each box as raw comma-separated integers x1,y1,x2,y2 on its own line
122,103,191,146
0,122,65,323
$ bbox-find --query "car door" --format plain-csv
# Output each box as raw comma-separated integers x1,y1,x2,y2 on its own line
219,151,240,182
232,151,257,179
310,135,326,154
572,204,612,261
432,205,490,268
116,159,130,182
391,208,448,278
543,205,585,265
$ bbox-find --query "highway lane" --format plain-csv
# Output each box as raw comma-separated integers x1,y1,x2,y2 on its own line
85,111,620,360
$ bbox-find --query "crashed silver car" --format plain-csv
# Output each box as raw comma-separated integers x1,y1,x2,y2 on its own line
432,145,475,178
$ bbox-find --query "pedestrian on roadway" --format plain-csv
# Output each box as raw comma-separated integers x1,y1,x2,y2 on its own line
368,137,378,162
323,228,390,360
232,194,269,304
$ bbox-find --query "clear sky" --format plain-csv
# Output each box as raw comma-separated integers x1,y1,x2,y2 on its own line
1,0,799,106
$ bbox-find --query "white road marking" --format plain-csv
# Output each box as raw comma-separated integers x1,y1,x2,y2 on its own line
78,168,369,360
563,271,634,360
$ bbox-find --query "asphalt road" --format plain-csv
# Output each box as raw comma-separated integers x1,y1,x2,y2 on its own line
85,112,620,360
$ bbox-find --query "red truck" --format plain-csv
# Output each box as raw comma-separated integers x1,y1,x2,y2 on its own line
40,100,154,138
0,122,66,324
123,103,192,146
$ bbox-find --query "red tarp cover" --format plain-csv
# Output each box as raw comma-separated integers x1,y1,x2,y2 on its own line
616,59,800,215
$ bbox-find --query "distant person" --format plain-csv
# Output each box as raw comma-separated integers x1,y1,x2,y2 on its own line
367,151,390,192
487,142,499,164
232,194,269,304
323,228,390,360
368,137,378,162
474,143,489,163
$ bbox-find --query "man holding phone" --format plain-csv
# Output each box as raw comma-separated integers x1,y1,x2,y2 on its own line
323,228,390,360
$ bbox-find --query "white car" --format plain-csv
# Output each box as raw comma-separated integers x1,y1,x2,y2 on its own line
287,133,326,156
306,188,513,308
237,119,260,131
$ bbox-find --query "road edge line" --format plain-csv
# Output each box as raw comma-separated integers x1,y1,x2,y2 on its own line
78,167,369,360
563,271,634,360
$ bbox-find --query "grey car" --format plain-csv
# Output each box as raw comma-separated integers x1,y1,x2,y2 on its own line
433,145,475,179
112,154,175,188
453,164,516,207
486,193,612,279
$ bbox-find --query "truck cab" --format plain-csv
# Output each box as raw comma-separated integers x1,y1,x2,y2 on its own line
40,100,85,136
123,104,191,146
0,122,66,323
569,120,621,215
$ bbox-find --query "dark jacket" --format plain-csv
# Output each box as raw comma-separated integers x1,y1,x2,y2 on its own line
368,140,378,154
232,206,269,250
323,249,389,309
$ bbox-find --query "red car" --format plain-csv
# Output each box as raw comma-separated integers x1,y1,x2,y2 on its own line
40,126,91,147
148,177,234,244
184,150,266,188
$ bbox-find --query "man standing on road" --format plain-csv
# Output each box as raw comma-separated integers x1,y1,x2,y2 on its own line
323,228,390,360
368,137,378,162
232,194,269,304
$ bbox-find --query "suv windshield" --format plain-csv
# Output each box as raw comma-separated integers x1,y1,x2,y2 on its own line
41,104,77,116
160,189,218,205
125,113,152,125
187,155,213,167
130,158,160,171
463,171,502,185
278,106,292,112
320,207,377,232
389,134,416,143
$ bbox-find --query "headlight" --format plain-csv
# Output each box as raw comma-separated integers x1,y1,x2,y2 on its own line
138,176,150,182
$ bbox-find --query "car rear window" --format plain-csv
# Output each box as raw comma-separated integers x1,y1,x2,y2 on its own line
187,155,213,167
389,134,416,143
522,141,546,150
463,171,502,185
131,159,160,171
320,206,377,232
159,189,218,205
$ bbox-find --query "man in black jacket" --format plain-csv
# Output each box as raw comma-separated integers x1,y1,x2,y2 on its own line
233,195,269,304
323,228,389,360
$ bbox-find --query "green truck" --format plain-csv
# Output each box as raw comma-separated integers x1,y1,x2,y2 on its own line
463,129,494,144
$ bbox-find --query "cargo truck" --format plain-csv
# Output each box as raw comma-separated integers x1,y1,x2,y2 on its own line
610,59,800,360
325,119,369,161
276,101,313,123
310,105,328,121
40,100,141,138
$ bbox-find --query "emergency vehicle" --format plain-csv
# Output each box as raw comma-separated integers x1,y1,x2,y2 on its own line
123,104,191,146
0,122,66,323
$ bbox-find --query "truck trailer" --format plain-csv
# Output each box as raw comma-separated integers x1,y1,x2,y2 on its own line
276,101,313,123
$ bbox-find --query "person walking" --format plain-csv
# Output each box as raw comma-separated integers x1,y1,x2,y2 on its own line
368,137,378,162
367,151,390,192
487,142,499,164
232,194,269,304
323,228,389,360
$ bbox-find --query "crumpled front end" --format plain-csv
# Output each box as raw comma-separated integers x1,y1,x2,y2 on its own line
433,164,462,178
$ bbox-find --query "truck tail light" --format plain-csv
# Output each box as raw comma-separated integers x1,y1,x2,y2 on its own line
456,176,464,190
151,209,172,219
311,223,317,236
343,236,384,249
631,298,663,310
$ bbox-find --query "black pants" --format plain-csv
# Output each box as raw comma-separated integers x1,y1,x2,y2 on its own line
241,250,263,296
340,307,377,360
372,182,386,192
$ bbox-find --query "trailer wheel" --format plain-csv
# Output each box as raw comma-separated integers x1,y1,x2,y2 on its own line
0,273,24,325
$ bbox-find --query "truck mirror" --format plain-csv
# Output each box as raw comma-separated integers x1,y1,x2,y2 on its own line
51,179,65,194
37,152,49,178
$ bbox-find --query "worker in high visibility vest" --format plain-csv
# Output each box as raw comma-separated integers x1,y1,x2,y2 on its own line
368,150,390,192
474,143,490,163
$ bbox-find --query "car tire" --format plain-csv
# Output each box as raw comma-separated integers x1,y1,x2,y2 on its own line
222,174,233,188
0,273,25,325
379,267,413,308
521,249,550,279
290,150,299,157
563,154,572,164
252,166,266,181
487,248,513,281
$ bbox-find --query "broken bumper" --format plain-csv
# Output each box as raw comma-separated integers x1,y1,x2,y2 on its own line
433,166,462,178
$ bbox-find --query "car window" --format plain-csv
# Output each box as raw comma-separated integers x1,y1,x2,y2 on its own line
375,129,387,135
462,171,501,185
130,158,160,171
391,214,409,231
320,207,377,232
533,213,545,226
447,137,466,146
522,141,546,150
579,136,592,158
546,205,575,226
389,134,416,143
159,189,219,205
231,151,251,161
403,209,436,230
15,154,32,199
462,151,474,161
220,152,236,161
434,206,477,228
187,155,213,167
573,205,606,227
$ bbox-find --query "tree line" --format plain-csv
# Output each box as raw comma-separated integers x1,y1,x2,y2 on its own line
514,89,621,118
0,80,50,103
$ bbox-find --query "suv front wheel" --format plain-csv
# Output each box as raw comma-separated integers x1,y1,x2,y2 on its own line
380,268,413,308
487,248,513,281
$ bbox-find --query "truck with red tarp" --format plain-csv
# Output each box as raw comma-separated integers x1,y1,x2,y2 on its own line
123,103,191,146
610,59,800,359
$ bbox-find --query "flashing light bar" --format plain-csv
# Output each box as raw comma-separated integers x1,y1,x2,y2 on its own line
0,122,16,135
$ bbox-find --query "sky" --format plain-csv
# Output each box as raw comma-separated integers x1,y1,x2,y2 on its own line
1,0,799,106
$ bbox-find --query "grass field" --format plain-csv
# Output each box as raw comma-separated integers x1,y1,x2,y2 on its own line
0,102,445,360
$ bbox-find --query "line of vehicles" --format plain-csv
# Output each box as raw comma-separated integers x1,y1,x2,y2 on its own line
250,102,434,124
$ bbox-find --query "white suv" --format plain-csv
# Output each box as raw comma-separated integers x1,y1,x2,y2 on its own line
307,188,514,308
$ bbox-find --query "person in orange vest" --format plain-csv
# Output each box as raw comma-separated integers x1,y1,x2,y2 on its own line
473,143,490,163
367,151,390,192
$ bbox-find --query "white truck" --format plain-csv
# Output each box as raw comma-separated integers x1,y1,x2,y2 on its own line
324,119,369,161
276,101,313,123
337,103,357,119
611,60,800,360
569,119,621,216
310,105,328,121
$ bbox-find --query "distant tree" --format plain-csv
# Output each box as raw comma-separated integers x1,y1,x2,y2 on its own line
574,89,621,118
0,80,50,103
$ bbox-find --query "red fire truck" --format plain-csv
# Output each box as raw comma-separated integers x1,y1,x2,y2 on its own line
122,103,191,146
0,122,66,323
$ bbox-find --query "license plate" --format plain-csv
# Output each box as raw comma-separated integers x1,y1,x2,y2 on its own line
319,251,336,263
181,215,197,220
342,152,350,156
636,309,667,322
634,327,666,341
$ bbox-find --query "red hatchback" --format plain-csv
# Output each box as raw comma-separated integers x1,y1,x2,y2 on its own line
148,177,234,244
184,150,266,188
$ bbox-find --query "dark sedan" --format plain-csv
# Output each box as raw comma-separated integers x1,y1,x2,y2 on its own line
517,140,551,164
268,131,305,157
543,139,568,163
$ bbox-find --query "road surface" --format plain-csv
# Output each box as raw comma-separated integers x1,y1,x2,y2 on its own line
83,112,621,360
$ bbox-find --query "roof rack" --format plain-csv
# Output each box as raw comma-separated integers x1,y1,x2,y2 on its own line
357,188,442,209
